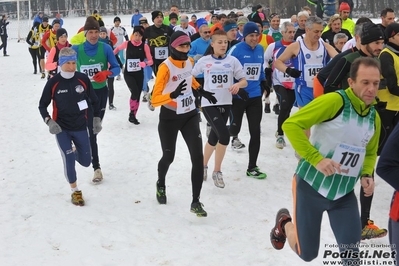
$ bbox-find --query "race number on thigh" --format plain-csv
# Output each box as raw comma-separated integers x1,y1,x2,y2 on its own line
176,91,195,114
331,143,366,177
80,63,102,81
155,47,168,60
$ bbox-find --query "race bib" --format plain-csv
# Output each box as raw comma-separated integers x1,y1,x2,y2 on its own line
127,59,141,72
155,47,168,60
304,64,323,87
78,100,88,111
208,70,231,91
176,91,196,114
80,63,101,81
276,70,295,84
331,143,366,178
244,63,261,81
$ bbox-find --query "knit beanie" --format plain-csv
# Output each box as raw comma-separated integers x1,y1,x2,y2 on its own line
133,26,144,36
42,16,49,22
56,28,68,40
243,21,260,38
84,16,100,31
385,22,399,39
237,16,249,26
248,13,262,27
361,22,384,45
339,2,351,12
52,19,60,26
151,10,163,22
99,27,107,34
170,31,191,48
169,12,178,21
114,16,121,23
196,18,208,29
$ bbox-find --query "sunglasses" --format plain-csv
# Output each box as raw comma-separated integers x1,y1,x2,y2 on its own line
203,31,211,34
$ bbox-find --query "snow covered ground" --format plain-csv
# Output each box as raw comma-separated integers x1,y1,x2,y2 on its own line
0,13,395,266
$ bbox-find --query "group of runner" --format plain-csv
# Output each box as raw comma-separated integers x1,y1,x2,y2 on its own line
35,4,399,263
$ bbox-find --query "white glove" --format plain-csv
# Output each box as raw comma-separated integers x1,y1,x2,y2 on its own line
93,117,102,134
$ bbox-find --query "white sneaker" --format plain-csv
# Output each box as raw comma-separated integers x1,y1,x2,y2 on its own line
147,100,155,111
92,169,103,183
212,171,225,188
203,166,208,181
276,135,286,149
116,75,121,80
231,138,245,150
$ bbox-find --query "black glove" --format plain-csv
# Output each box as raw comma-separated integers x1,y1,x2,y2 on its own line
285,67,302,78
265,68,273,77
237,88,249,101
170,79,187,99
197,86,217,104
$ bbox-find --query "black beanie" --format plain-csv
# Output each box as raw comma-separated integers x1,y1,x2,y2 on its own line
361,22,384,45
249,13,262,27
133,26,144,36
56,28,67,40
151,10,163,22
84,16,100,31
114,16,121,23
52,19,60,26
169,12,178,21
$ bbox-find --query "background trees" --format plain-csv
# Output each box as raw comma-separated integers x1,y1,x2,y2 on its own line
0,0,397,19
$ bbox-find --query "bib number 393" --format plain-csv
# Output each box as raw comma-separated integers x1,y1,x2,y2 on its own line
331,143,366,178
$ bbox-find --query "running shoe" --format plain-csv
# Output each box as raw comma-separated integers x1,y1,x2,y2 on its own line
190,202,207,217
276,136,286,149
128,112,140,125
71,191,85,206
212,171,225,188
92,169,103,183
361,220,388,240
273,104,280,115
148,100,155,111
156,181,167,204
246,167,267,179
231,138,245,150
109,104,117,110
270,208,292,250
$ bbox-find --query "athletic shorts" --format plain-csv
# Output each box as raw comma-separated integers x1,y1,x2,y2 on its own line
293,84,314,108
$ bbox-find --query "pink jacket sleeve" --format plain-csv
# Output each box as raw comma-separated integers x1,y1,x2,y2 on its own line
45,47,57,71
113,41,128,54
144,44,153,66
